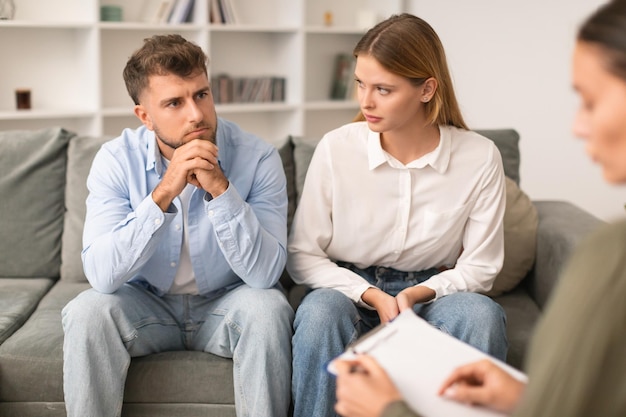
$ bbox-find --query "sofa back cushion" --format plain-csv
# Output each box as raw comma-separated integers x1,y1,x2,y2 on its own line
61,135,112,282
474,129,520,185
0,127,73,278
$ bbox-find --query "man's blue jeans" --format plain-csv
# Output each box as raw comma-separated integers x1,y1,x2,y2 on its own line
291,263,508,417
62,282,294,417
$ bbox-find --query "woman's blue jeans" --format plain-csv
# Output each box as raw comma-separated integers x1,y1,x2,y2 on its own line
291,263,508,417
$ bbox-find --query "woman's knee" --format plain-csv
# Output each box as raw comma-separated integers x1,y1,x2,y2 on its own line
293,288,359,343
295,289,356,325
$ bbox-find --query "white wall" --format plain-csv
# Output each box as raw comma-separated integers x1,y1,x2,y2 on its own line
406,0,624,222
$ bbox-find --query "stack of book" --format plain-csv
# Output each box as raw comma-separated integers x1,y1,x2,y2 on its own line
140,0,195,24
211,75,286,104
209,0,239,24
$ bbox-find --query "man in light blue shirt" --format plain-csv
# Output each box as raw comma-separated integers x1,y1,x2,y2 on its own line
62,34,293,417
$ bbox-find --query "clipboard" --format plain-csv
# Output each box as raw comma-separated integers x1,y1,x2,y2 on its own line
328,309,527,417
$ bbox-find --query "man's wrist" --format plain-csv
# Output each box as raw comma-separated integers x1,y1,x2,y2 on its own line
209,179,229,198
151,186,174,212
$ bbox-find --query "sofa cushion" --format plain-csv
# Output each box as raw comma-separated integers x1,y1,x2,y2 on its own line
0,127,73,278
493,286,541,369
61,135,113,282
0,281,235,405
485,177,538,297
0,282,90,403
475,129,521,185
0,278,55,344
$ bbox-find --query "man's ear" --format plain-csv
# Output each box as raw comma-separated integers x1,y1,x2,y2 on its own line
421,77,438,102
134,104,154,131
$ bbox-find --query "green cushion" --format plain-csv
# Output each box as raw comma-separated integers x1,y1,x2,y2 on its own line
61,135,113,282
0,127,73,278
485,177,538,297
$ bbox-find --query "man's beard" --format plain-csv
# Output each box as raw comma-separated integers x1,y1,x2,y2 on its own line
154,120,217,150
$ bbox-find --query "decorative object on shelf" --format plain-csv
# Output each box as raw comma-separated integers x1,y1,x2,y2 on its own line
0,0,15,20
15,89,31,110
324,10,333,26
100,5,123,22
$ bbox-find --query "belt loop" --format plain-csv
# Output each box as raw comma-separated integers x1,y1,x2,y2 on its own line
375,266,386,280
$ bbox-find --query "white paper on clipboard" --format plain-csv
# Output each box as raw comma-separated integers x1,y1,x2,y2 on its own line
328,309,527,417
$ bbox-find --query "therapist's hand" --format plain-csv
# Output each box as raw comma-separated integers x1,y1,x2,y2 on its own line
334,355,403,417
438,359,525,414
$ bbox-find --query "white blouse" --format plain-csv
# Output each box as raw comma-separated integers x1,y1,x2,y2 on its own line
287,122,506,305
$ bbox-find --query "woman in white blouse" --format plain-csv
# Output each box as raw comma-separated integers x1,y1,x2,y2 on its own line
287,13,507,417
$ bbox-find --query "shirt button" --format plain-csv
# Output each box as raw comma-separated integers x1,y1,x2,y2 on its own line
208,210,214,217
154,218,161,225
175,224,181,230
170,262,176,267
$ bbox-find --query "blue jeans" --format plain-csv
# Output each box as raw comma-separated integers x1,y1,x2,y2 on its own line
62,282,294,417
291,263,508,417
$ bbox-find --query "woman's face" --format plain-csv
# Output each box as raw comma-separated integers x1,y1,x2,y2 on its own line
572,41,626,183
354,54,429,135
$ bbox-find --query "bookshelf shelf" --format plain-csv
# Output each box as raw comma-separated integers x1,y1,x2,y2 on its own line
0,0,405,145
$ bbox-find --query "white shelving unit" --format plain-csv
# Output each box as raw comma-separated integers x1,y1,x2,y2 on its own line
0,0,405,145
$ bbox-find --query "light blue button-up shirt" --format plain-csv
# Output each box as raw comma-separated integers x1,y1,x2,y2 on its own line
82,118,288,296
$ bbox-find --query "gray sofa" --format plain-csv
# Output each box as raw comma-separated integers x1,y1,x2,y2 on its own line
0,126,603,417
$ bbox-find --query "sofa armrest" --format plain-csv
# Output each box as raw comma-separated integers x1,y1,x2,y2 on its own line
526,200,603,309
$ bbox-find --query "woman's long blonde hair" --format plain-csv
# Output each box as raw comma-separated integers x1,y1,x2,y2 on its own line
352,13,467,130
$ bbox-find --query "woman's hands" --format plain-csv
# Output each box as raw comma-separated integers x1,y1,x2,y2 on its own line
439,359,526,413
397,286,435,310
334,355,402,417
361,288,399,323
362,286,436,323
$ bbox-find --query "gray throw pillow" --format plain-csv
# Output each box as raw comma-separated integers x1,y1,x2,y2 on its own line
0,127,74,278
277,137,296,232
291,135,319,203
61,135,113,282
475,129,521,185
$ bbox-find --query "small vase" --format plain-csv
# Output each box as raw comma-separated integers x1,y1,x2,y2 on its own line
0,0,15,20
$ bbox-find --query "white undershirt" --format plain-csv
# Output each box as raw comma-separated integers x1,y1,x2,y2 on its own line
162,157,199,295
